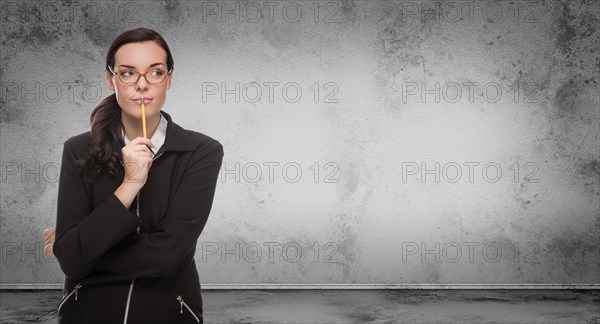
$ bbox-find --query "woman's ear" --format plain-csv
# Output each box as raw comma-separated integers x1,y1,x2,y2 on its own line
106,70,115,92
166,71,173,90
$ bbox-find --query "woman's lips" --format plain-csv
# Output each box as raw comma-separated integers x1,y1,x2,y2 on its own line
133,98,152,104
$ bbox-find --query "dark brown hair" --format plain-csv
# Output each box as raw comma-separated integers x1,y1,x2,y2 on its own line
74,28,174,185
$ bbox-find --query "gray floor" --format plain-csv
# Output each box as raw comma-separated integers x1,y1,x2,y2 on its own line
1,289,598,323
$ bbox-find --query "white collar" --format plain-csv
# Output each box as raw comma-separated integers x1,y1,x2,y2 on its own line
121,113,168,153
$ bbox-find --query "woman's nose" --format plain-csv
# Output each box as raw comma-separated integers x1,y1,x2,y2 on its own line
136,73,149,90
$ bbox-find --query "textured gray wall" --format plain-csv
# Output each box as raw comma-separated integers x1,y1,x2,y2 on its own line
1,0,598,287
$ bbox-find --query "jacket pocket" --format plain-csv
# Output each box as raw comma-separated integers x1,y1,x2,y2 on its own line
176,294,200,323
57,282,83,313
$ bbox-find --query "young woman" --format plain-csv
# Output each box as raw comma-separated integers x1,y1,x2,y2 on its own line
45,27,223,323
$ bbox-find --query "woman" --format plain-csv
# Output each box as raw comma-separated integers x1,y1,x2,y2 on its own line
45,27,223,324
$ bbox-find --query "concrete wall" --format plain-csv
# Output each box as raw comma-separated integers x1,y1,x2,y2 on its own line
1,0,598,287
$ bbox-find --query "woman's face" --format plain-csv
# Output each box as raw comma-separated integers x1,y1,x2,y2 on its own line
106,41,172,121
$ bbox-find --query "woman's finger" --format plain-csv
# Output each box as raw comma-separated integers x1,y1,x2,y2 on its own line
44,227,56,245
123,146,154,160
129,136,154,148
44,231,51,242
44,243,54,257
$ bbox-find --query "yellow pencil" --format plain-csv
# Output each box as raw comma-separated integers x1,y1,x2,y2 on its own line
141,97,147,138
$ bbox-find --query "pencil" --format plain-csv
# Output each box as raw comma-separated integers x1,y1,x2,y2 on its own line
141,97,147,138
140,98,155,156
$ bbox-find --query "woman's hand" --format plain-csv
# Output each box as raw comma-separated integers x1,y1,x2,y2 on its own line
121,137,155,188
43,227,55,256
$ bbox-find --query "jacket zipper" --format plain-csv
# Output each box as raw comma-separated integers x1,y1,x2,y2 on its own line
135,190,141,234
177,295,200,323
57,283,82,313
121,152,164,324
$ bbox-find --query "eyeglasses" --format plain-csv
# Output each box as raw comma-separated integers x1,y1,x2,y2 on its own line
107,65,173,84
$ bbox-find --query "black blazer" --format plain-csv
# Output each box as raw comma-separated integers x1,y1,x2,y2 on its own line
53,110,223,324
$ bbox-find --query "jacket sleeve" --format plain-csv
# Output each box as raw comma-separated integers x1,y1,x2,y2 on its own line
78,141,224,285
53,140,143,281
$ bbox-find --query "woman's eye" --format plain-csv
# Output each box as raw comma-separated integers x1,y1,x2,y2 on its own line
151,70,165,76
120,71,134,77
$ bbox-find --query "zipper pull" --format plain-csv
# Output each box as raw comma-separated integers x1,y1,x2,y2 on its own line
177,295,183,314
74,283,82,301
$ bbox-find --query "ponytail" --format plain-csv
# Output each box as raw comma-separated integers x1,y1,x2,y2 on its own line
74,93,123,185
